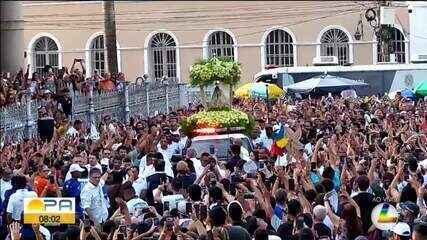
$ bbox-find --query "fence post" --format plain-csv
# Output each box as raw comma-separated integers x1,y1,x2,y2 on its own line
89,85,95,126
145,82,150,116
123,82,130,124
68,83,75,122
179,84,189,109
165,81,170,114
25,90,34,138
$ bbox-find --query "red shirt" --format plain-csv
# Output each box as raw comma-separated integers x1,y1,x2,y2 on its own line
34,176,48,197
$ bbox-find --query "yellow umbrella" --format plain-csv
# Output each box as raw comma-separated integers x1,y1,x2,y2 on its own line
234,82,285,99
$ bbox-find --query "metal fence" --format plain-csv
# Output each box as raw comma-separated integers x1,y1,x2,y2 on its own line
0,82,214,143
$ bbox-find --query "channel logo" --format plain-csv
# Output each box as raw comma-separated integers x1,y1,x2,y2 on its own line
371,203,398,230
24,198,75,224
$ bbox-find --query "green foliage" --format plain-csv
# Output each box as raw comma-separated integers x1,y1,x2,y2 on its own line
190,57,241,87
180,108,256,137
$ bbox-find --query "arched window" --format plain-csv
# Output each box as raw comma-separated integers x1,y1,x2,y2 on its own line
208,31,234,58
150,33,177,81
265,29,294,67
377,26,406,63
33,36,59,74
320,28,350,65
90,35,105,74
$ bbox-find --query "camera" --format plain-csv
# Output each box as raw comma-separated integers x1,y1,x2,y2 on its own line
163,201,170,212
48,175,55,184
186,202,193,214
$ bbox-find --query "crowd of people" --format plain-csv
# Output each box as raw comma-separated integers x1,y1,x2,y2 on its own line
0,59,131,109
1,77,427,240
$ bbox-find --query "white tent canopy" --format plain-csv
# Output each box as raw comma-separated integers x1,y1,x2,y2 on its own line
285,74,369,94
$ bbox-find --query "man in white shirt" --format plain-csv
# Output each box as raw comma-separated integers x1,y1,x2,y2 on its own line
6,175,38,223
157,136,175,160
186,149,203,178
140,148,174,179
126,166,146,198
81,168,109,225
0,166,13,202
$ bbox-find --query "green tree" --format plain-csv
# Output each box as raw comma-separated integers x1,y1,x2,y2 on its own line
190,57,241,107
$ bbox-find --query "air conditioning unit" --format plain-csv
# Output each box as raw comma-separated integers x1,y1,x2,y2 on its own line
411,54,427,63
312,56,339,66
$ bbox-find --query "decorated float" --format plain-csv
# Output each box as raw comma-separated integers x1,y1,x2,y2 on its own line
181,57,255,138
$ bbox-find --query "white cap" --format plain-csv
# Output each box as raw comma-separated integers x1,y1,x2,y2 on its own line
391,222,411,237
69,163,85,173
268,236,281,240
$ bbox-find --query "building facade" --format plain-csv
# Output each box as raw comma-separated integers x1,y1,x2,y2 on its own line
4,1,426,83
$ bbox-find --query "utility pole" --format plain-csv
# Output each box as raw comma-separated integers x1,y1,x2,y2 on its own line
103,1,118,74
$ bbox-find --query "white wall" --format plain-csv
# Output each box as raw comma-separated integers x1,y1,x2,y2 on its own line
409,5,427,61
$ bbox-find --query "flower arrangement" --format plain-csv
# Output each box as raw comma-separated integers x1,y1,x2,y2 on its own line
180,107,256,138
183,57,255,138
190,57,241,87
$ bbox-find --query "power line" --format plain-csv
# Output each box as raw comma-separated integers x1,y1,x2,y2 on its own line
21,8,362,33
21,8,363,52
23,1,360,19
23,5,360,27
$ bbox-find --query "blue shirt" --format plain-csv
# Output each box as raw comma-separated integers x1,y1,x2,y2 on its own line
63,178,84,218
309,168,341,191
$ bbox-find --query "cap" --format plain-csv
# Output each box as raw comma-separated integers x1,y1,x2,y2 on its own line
69,163,85,173
41,165,50,172
391,222,411,236
400,201,420,216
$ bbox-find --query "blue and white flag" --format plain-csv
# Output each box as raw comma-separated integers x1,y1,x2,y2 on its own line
271,204,285,231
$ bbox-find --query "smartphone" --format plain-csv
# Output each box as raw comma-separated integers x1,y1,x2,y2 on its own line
259,161,265,169
310,162,317,172
289,178,295,191
209,145,215,155
186,202,192,214
163,201,170,212
165,217,174,231
119,225,127,234
117,233,124,240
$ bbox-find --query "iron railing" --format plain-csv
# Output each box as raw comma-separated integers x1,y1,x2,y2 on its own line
0,82,214,143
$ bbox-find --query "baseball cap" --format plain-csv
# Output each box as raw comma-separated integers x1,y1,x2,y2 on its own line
391,222,411,236
69,163,85,173
41,165,50,172
400,201,420,216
